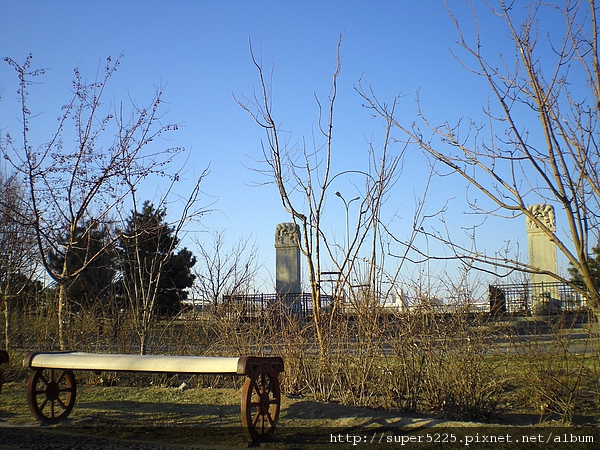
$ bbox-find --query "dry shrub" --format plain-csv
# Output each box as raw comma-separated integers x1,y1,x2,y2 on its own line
510,312,597,424
10,291,598,426
7,308,57,351
327,306,386,407
419,344,506,420
264,312,336,402
266,315,310,396
525,366,584,424
385,307,508,419
196,294,509,418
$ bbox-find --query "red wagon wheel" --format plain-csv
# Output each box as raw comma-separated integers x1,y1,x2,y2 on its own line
241,363,281,442
27,368,77,423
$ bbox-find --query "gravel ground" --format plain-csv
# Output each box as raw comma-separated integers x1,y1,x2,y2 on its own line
0,425,247,450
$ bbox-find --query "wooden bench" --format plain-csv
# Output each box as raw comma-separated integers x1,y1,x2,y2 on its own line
23,351,284,442
0,350,8,394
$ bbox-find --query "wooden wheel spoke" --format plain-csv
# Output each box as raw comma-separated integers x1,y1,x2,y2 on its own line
251,410,259,427
265,410,275,426
39,374,49,386
55,397,67,410
260,414,267,433
251,380,262,397
241,363,281,442
56,370,67,384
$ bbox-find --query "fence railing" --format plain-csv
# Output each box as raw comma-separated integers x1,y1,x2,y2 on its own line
489,281,589,315
221,292,333,320
195,282,590,321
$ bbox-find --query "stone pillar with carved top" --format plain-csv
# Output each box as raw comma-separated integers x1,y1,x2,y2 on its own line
526,204,558,315
275,223,301,315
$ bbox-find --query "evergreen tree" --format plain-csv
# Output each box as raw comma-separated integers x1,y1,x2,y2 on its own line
568,242,600,289
119,201,195,317
48,221,117,312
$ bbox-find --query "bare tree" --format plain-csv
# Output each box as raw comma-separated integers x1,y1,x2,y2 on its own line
0,171,38,350
192,229,260,306
118,173,205,355
235,37,406,384
235,40,342,359
321,117,406,316
360,0,600,308
1,55,189,348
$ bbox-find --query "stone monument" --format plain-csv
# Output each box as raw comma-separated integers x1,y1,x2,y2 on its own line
526,204,558,314
275,222,302,314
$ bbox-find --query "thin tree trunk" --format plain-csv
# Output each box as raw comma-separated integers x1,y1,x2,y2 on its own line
57,282,68,350
2,297,9,352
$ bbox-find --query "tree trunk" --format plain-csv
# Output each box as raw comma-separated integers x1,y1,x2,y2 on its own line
57,282,68,350
2,297,8,352
139,331,147,355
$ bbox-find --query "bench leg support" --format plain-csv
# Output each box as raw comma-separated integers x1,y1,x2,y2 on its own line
27,369,77,423
241,364,281,442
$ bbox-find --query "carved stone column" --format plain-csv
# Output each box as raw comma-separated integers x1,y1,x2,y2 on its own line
526,204,558,314
275,223,301,315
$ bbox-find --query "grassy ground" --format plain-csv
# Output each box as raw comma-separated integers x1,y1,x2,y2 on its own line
1,380,599,449
1,314,599,448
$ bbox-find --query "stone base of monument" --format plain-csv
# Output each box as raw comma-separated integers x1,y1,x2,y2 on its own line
532,292,562,316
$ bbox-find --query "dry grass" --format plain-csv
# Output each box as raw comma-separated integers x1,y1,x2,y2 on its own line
2,305,599,428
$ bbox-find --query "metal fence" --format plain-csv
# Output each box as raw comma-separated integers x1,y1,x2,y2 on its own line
221,292,333,320
488,281,589,315
218,282,589,321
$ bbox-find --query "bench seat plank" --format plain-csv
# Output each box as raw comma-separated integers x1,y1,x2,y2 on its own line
25,351,242,375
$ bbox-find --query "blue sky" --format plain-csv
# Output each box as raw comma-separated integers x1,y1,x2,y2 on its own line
1,1,569,296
